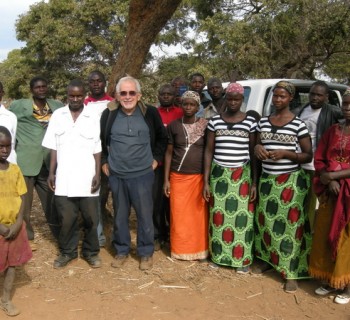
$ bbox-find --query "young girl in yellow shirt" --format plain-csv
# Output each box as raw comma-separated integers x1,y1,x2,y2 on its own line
0,126,32,317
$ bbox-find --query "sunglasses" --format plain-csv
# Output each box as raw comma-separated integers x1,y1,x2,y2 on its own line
119,91,138,97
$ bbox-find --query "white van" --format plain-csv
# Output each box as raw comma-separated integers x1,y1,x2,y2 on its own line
207,79,348,116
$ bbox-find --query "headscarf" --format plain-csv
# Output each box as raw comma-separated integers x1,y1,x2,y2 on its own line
274,81,295,96
182,90,201,105
226,82,244,95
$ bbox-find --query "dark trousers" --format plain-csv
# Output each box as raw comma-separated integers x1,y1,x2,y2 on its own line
55,196,100,257
152,166,170,242
23,165,60,240
96,170,109,246
109,171,155,257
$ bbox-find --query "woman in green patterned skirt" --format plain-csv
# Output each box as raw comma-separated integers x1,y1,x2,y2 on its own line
203,83,258,273
254,81,312,293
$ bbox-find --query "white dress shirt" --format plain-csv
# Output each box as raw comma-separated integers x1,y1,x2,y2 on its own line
42,106,101,197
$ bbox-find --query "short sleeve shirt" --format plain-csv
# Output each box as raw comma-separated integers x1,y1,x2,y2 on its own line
208,115,257,168
42,106,101,197
167,117,207,174
0,164,27,224
257,116,309,175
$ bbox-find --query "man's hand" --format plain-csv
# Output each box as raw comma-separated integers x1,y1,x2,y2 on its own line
91,175,101,193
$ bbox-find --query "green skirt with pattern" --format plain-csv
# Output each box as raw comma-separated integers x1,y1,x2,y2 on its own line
254,169,311,279
209,162,255,267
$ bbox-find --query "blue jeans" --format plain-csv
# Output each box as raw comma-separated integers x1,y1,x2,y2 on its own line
109,171,155,257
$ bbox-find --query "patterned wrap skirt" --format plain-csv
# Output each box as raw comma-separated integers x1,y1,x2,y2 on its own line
254,169,311,279
209,162,255,267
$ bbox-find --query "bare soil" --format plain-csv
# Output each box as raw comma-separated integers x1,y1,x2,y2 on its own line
1,193,350,320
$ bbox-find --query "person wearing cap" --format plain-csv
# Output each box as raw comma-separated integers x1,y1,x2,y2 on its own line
163,90,209,261
203,82,257,273
253,81,313,293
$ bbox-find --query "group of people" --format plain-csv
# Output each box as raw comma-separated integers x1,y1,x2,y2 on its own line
0,72,350,316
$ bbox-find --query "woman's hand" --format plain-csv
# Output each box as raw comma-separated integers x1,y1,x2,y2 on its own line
328,180,340,196
268,150,285,161
254,144,270,161
249,184,257,202
320,171,333,185
203,182,211,202
163,181,170,198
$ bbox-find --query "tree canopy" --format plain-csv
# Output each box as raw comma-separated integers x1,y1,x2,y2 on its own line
0,0,349,100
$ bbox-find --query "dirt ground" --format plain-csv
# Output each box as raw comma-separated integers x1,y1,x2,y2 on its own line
1,194,350,320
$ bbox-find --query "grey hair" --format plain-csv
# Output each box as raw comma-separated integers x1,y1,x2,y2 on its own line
115,76,141,93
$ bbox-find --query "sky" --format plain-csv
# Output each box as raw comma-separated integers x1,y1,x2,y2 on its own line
0,0,41,62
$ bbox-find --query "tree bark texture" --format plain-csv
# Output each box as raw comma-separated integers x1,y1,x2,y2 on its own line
107,0,182,94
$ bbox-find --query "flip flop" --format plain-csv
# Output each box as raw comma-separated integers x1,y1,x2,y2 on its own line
0,300,20,317
315,286,337,296
284,280,298,294
334,294,350,305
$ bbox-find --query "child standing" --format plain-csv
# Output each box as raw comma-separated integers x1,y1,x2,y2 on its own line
0,126,32,317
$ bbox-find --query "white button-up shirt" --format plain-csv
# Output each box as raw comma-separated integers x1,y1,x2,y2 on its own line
42,106,101,197
0,104,17,164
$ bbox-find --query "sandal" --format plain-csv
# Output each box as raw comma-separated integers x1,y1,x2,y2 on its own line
315,285,337,296
236,266,249,274
334,294,350,305
0,300,20,316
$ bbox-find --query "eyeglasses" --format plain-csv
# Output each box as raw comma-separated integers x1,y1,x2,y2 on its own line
119,91,137,97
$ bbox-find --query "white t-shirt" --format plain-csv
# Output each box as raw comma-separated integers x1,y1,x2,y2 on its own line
299,105,321,170
0,104,17,164
42,106,101,197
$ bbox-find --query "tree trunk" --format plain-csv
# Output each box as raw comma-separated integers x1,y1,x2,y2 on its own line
107,0,182,95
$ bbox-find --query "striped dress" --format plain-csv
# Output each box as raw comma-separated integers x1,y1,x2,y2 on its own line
208,115,257,267
255,116,312,279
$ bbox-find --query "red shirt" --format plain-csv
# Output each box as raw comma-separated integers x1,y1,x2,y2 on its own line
157,105,183,126
84,94,114,105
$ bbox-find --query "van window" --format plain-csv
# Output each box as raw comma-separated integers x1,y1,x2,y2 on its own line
242,87,251,112
329,91,341,107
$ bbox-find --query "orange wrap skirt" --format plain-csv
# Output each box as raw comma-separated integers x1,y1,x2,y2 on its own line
169,172,208,260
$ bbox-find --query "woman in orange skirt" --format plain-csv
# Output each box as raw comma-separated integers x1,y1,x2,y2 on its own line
163,91,208,260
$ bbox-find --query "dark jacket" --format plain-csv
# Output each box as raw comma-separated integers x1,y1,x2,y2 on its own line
298,103,343,146
100,100,167,166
